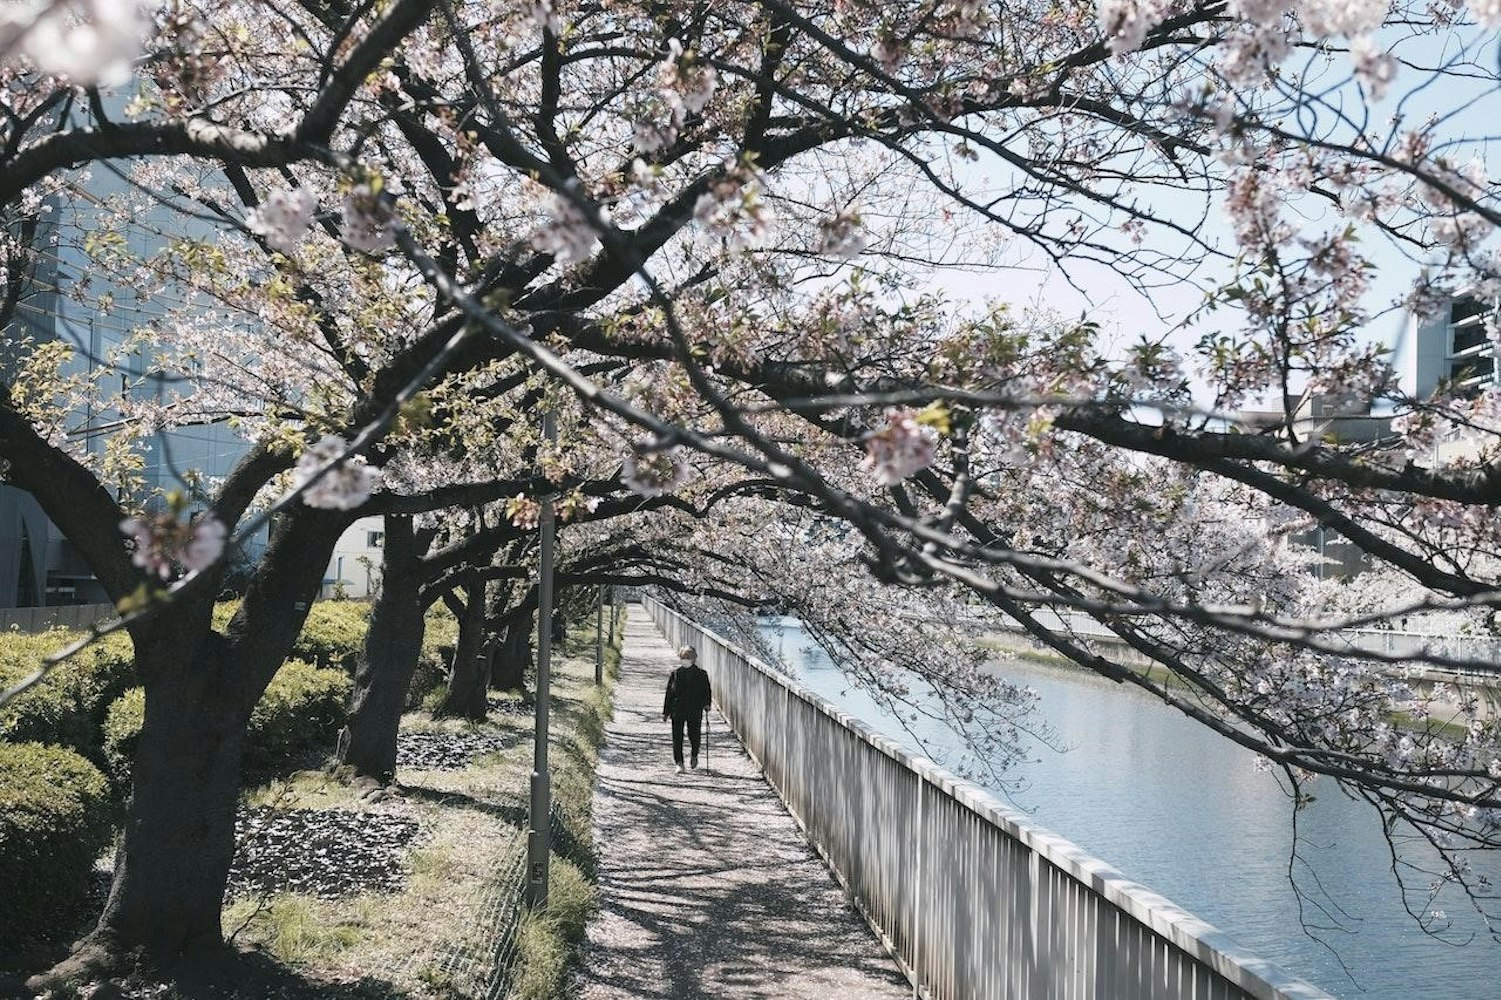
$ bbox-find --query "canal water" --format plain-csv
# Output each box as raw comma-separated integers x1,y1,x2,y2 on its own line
756,620,1501,998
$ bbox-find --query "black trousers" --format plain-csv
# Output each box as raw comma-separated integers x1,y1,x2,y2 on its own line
670,713,702,764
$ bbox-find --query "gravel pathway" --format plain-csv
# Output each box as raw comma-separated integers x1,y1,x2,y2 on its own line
574,614,912,1000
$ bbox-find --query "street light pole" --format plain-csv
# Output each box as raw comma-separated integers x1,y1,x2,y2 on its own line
526,410,557,909
595,583,604,686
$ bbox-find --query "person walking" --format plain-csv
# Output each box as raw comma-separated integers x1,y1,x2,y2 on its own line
662,645,712,774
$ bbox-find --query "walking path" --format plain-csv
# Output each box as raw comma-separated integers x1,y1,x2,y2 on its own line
573,614,911,1000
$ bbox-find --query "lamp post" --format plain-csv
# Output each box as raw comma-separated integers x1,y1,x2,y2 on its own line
595,583,604,685
526,410,557,909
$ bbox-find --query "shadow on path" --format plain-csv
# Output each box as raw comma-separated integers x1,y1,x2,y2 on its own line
572,614,910,1000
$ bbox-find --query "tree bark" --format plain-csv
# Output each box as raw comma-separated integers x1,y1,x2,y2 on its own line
490,617,532,691
34,509,344,985
90,637,248,959
433,579,490,720
336,516,425,781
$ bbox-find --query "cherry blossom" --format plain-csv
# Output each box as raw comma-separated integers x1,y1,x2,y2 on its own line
621,445,690,498
816,212,870,260
246,187,318,254
341,183,397,253
861,409,939,485
3,0,149,85
292,435,383,511
119,511,227,579
532,193,605,265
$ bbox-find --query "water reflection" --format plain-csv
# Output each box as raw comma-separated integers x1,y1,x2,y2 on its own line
757,620,1501,999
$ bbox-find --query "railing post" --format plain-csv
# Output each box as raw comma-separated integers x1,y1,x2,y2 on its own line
912,772,924,999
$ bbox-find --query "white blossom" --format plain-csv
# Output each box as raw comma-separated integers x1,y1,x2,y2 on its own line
6,0,150,85
247,187,318,254
506,493,541,530
119,513,227,579
1098,0,1170,55
292,435,382,510
816,212,870,260
862,410,938,485
120,516,172,579
521,0,560,33
1350,34,1397,100
1472,0,1501,26
661,38,717,117
181,517,227,571
532,193,606,265
341,184,397,253
621,446,690,498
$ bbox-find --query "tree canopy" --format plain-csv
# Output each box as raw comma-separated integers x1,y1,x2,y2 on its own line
5,0,1501,979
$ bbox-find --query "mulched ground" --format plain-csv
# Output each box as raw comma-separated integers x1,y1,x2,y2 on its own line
227,807,421,901
394,730,519,771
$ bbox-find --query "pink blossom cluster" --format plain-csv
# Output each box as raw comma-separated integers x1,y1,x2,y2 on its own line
861,409,938,485
247,187,318,254
815,212,870,260
621,445,690,498
532,193,606,265
341,183,397,253
1,0,149,85
631,38,718,156
506,493,541,530
693,166,771,252
292,435,382,510
119,511,227,579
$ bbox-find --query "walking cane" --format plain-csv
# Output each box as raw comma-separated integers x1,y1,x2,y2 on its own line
703,705,710,772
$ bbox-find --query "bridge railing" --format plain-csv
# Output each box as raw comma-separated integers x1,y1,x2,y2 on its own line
645,596,1331,1000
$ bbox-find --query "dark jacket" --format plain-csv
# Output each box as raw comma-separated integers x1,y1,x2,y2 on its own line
664,664,712,720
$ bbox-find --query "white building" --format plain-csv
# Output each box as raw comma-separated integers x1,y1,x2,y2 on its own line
1412,296,1497,400
321,516,385,599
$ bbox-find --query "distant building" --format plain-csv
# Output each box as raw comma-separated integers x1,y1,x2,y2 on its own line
1241,394,1392,578
321,517,385,600
1413,296,1498,400
0,139,262,607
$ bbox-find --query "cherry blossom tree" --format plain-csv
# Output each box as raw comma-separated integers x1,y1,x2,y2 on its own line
4,0,1501,987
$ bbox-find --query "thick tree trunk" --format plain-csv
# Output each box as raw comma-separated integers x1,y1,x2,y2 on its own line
434,579,490,720
92,644,249,958
337,516,424,781
490,617,532,691
34,509,344,987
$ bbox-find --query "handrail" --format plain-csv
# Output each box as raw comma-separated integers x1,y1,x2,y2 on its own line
645,595,1332,1000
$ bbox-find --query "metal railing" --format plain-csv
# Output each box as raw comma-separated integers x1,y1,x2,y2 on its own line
646,597,1331,1000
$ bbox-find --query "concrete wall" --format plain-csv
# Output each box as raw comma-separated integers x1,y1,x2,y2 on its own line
321,516,385,599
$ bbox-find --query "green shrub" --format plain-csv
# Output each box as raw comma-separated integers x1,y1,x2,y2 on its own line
0,630,134,757
0,742,114,941
247,659,352,768
101,686,144,780
102,660,351,782
290,602,370,672
408,605,458,710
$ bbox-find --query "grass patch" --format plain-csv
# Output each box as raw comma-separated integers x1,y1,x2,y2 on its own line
219,606,626,998
508,858,596,1000
224,896,370,965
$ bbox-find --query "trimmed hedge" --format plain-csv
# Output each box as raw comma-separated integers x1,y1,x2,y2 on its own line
248,659,352,767
0,630,134,758
102,660,352,781
0,742,114,941
409,604,459,709
290,602,369,672
213,600,370,673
